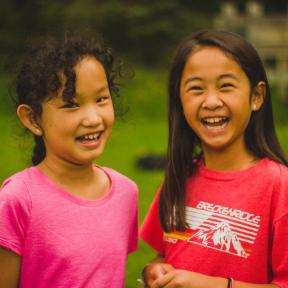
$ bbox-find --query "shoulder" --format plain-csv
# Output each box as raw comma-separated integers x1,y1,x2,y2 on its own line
0,169,33,255
0,168,32,205
101,166,138,192
263,157,288,172
262,158,288,184
264,159,288,221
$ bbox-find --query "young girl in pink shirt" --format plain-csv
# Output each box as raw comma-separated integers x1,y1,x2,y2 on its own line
140,31,288,288
0,34,138,287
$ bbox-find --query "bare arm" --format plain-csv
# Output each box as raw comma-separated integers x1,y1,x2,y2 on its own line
233,282,278,288
150,269,280,288
0,247,21,288
143,255,280,288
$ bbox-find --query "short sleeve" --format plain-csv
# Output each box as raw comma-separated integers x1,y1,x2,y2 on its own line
0,177,31,255
271,164,288,288
140,189,165,255
271,214,288,288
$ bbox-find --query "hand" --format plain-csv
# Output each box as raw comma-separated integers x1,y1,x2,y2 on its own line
151,269,214,288
143,262,174,287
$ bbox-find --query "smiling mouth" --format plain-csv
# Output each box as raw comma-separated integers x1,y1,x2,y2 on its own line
201,117,229,129
76,132,102,142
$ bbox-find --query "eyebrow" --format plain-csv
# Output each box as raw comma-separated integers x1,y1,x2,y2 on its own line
183,73,239,87
94,85,110,94
183,77,203,87
75,85,110,98
218,73,239,81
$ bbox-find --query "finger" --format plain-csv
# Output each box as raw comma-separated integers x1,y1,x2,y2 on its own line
154,262,174,278
162,264,174,273
145,264,168,287
151,272,175,288
151,280,161,288
151,266,166,280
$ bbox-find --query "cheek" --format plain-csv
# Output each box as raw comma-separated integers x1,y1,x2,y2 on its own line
183,109,191,123
181,100,198,121
106,106,115,126
229,98,251,117
182,109,198,132
44,117,77,138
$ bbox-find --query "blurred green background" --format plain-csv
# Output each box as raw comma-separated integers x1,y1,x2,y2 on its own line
0,1,288,287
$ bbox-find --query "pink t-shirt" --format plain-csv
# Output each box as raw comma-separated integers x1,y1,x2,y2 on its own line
0,166,138,288
140,158,288,288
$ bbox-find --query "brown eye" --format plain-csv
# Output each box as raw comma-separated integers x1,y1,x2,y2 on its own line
188,86,204,95
61,101,78,109
190,86,203,91
221,83,234,89
97,96,110,104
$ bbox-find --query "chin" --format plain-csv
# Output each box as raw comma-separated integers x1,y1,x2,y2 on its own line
203,142,231,152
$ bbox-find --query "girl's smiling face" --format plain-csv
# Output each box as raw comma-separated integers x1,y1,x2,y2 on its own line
38,56,114,166
180,46,263,157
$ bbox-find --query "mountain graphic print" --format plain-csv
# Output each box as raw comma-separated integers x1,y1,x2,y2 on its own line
164,201,261,258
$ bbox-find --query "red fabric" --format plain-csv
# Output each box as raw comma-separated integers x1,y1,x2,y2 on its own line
140,158,288,287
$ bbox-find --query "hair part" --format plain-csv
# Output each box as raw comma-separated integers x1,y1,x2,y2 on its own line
160,30,288,232
16,33,123,165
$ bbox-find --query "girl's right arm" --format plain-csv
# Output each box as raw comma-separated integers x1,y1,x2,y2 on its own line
150,269,280,288
143,257,280,288
0,247,21,288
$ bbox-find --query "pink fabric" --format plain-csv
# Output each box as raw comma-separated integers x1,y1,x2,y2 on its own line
140,158,288,287
0,166,138,288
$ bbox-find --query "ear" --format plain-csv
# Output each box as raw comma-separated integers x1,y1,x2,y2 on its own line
17,104,43,136
251,81,266,111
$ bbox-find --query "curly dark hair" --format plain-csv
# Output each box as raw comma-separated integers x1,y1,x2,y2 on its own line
16,33,122,165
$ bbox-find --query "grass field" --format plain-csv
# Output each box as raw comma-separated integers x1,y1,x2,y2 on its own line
0,69,287,287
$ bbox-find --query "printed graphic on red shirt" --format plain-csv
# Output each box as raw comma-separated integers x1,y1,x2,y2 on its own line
164,201,261,258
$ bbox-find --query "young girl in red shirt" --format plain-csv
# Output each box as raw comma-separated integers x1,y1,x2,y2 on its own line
140,30,288,288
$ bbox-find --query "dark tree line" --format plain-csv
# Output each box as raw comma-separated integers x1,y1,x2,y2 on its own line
0,0,287,67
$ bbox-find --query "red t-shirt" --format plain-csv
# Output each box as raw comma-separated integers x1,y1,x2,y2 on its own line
140,158,288,287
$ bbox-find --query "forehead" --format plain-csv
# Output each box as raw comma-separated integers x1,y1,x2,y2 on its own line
49,56,109,102
74,56,107,81
74,56,109,94
182,46,245,78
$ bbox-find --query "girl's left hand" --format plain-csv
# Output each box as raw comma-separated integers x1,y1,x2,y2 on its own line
151,269,224,288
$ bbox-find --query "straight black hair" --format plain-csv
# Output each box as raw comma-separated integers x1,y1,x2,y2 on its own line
160,30,288,232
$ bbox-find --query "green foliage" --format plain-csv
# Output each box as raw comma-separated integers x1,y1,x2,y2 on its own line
0,0,215,67
271,85,288,124
61,0,214,65
276,125,288,154
119,66,168,121
1,0,287,68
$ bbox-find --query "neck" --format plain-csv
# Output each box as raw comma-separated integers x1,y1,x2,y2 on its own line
37,157,95,186
203,142,259,172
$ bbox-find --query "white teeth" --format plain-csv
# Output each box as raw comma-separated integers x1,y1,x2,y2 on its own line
204,117,226,124
82,133,100,140
206,123,226,129
201,117,229,129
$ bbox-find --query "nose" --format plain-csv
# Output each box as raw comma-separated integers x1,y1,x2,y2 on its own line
202,90,223,110
81,106,102,127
